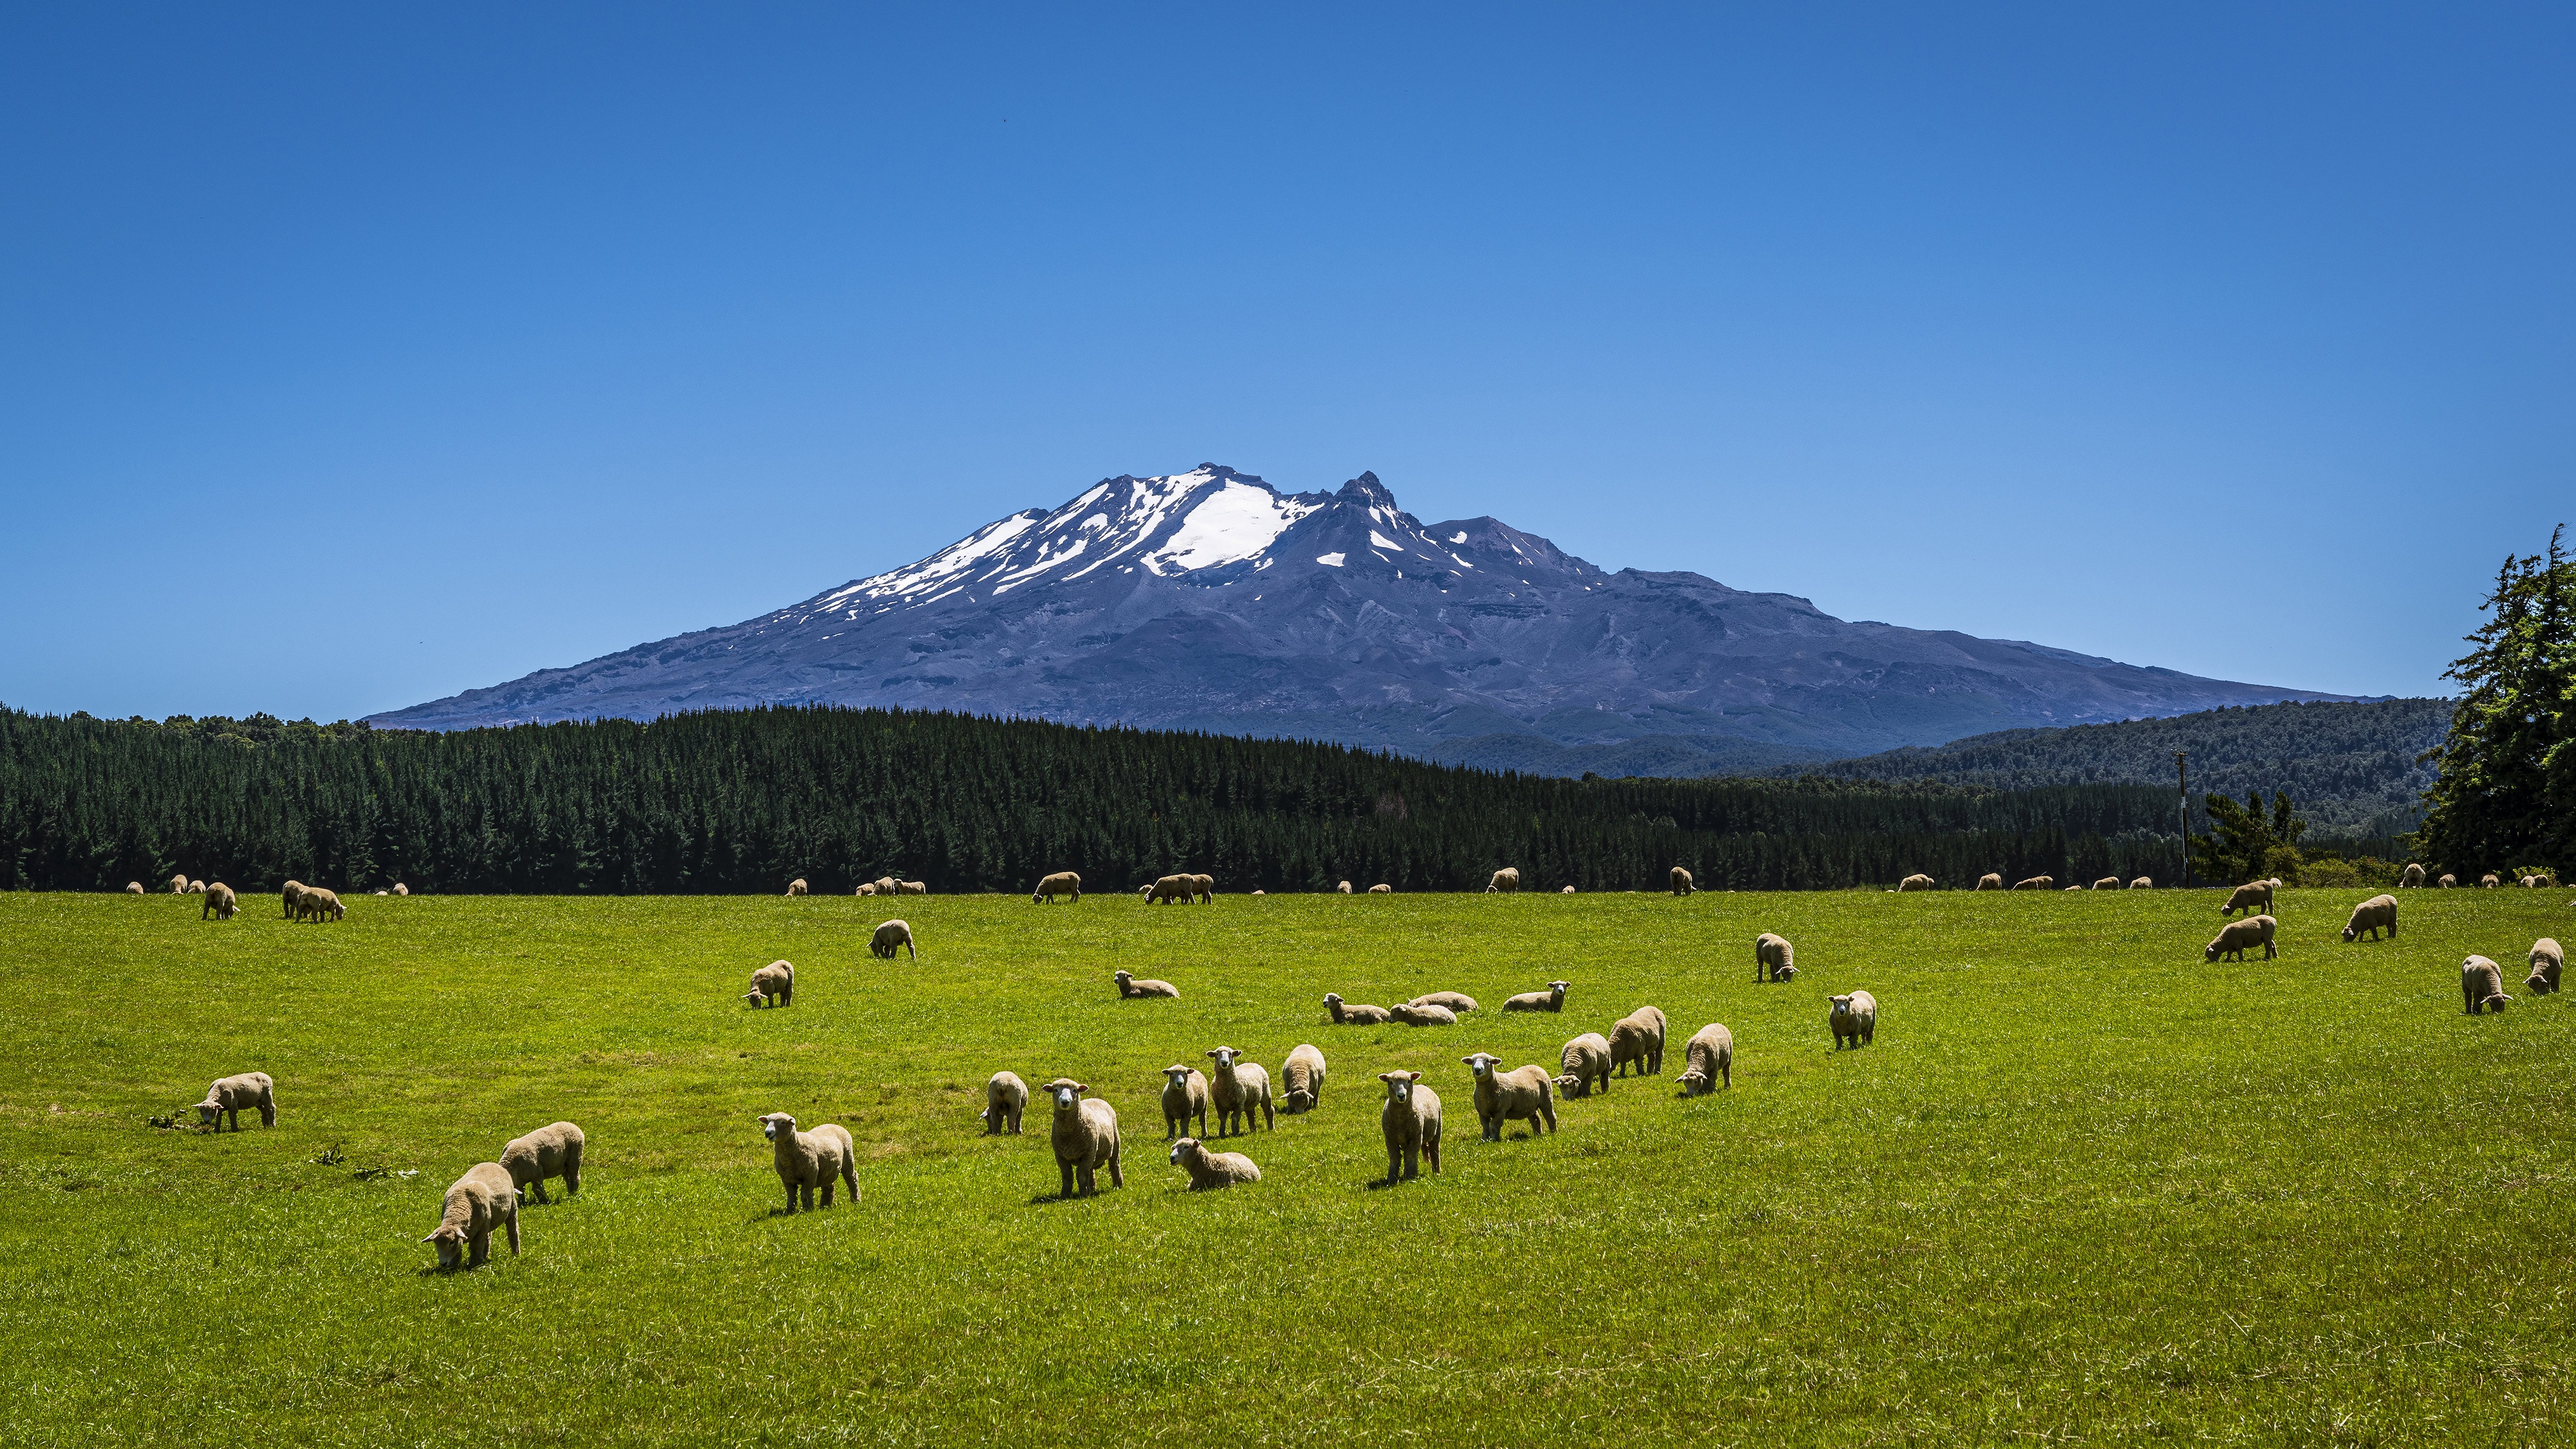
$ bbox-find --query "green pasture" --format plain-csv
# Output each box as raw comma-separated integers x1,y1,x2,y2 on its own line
1,884,2571,1446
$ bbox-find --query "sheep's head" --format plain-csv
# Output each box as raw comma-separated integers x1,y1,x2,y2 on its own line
1205,1046,1240,1070
1114,970,1135,985
193,1099,223,1125
1167,1138,1199,1166
759,1113,802,1142
1549,980,1570,994
1462,1053,1502,1079
1675,1069,1708,1094
1284,1088,1316,1112
1829,994,1854,1017
2487,994,2514,1011
1161,1065,1195,1091
1043,1078,1086,1108
423,1224,467,1268
743,991,765,1007
1773,964,1798,981
1323,993,1344,1008
1377,1071,1419,1103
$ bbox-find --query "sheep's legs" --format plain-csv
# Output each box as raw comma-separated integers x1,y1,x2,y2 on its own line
1075,1165,1095,1197
504,1218,520,1256
564,1161,580,1195
1060,1161,1077,1197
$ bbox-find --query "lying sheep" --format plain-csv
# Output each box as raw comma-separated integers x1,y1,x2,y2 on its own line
1032,871,1082,904
2401,863,2426,888
745,960,794,1008
1488,867,1520,894
1323,991,1389,1024
1368,883,1392,894
1975,873,2004,891
123,881,142,894
1378,1071,1442,1183
1280,1043,1327,1114
2092,876,2121,891
423,1162,519,1269
1407,991,1477,1014
1670,865,1695,896
1462,1053,1556,1140
195,1071,276,1131
1898,873,1934,892
2342,894,2398,944
500,1121,585,1204
1754,932,1795,983
786,878,808,896
1252,890,1265,896
1159,1065,1210,1139
1555,1032,1613,1097
1674,1022,1733,1094
200,882,237,920
1387,1002,1458,1027
1502,979,1570,1012
2131,877,2153,890
2012,875,2053,891
1168,1137,1261,1190
1115,969,1180,999
869,920,916,961
1043,1079,1122,1197
1204,1046,1273,1136
2222,881,2274,917
1829,990,1878,1050
2439,873,2457,888
1609,1005,1667,1077
2205,914,2278,962
985,1071,1028,1135
759,1112,858,1212
2528,938,2564,996
2462,956,2512,1014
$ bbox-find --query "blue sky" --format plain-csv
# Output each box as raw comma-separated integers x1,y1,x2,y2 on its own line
1,4,2567,722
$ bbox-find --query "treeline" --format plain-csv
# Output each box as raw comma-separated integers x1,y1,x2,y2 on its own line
0,704,2202,895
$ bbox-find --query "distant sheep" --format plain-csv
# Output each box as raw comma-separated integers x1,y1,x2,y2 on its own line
745,960,794,1008
1608,1004,1666,1077
1829,990,1878,1050
1203,1046,1273,1136
1378,1071,1442,1183
1675,1022,1733,1095
1974,873,2004,891
1554,1032,1613,1097
856,882,876,896
2205,914,2278,962
2342,895,2398,944
1670,865,1695,896
1338,881,1352,894
985,1071,1028,1135
123,881,142,895
1146,875,1191,905
759,1112,858,1212
281,881,305,916
869,920,916,961
1280,1043,1328,1114
1562,884,1575,894
186,879,205,894
499,1121,584,1204
2439,873,2457,888
195,1071,276,1131
1754,932,1795,983
1159,1065,1210,1139
2461,956,2512,1014
1042,1078,1122,1197
2527,938,2564,996
1488,867,1521,894
786,878,808,896
200,882,237,920
1502,979,1570,1012
1168,1136,1261,1190
2222,881,2274,917
896,880,927,896
1323,991,1389,1024
297,888,343,922
2130,877,2153,890
1032,871,1082,904
169,873,189,895
1368,883,1392,894
392,882,408,896
2092,876,2121,891
1115,969,1179,999
2012,875,2053,891
1387,1000,1457,1026
2481,873,2501,888
1406,991,1477,1014
1898,873,1934,892
1189,873,1214,902
874,876,898,896
424,1162,519,1269
1462,1053,1557,1140
2401,863,2426,888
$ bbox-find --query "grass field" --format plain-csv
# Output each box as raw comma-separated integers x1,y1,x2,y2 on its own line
2,885,2572,1446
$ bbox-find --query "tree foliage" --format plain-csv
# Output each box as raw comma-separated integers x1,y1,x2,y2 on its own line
2416,527,2573,879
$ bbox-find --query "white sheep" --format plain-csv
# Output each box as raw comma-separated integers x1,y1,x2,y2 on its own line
1829,990,1878,1049
1502,979,1570,1012
1487,867,1521,894
1159,1065,1210,1139
200,882,237,920
1115,969,1180,999
499,1121,585,1204
2400,863,2426,888
896,880,928,896
2481,873,2501,888
745,960,794,1008
785,878,808,896
1033,871,1082,904
392,882,409,896
758,1112,859,1212
985,1071,1028,1135
195,1071,275,1131
1609,1004,1666,1077
1280,1044,1328,1114
186,879,205,894
873,875,898,896
1368,883,1392,894
2092,875,2121,890
2342,894,2398,944
2131,877,2153,890
423,1162,519,1269
1189,873,1214,902
1555,1032,1613,1097
2222,881,2274,917
1203,1046,1274,1136
123,881,142,894
168,873,188,895
1042,1078,1122,1197
856,882,877,896
1562,884,1575,894
1975,873,2004,891
1670,865,1695,896
2439,873,2457,888
2205,914,2278,962
1323,991,1390,1024
2527,938,2564,996
1337,881,1352,894
1144,874,1191,905
2012,875,2053,891
1754,932,1795,983
870,920,916,961
1167,1137,1262,1190
2462,956,2512,1014
298,887,344,922
1387,1002,1458,1027
1674,1022,1733,1095
1377,1071,1442,1183
1406,991,1477,1014
1462,1053,1556,1140
1898,873,1935,892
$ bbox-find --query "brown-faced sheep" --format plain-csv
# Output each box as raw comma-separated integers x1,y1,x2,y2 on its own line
1462,1053,1557,1140
985,1071,1028,1135
1555,1032,1613,1097
200,882,237,920
500,1121,584,1204
1159,1065,1210,1139
1487,867,1521,894
423,1162,519,1269
1387,1002,1458,1027
2528,938,2565,996
1675,1022,1733,1094
1754,932,1796,983
2343,895,2398,944
1368,883,1393,894
1167,1137,1261,1190
1203,1046,1274,1136
2401,863,2426,888
1115,969,1179,999
1378,1071,1442,1183
195,1071,275,1131
1503,979,1571,1012
1033,871,1082,904
1829,990,1878,1049
2462,956,2512,1014
1043,1079,1122,1197
786,878,808,896
1609,1005,1667,1077
1407,991,1478,1014
1898,873,1935,892
869,920,916,961
2222,881,2274,918
1280,1043,1328,1114
745,960,794,1008
2012,875,2053,891
1975,872,2004,891
1323,992,1389,1024
759,1113,858,1212
2206,914,2278,962
1670,865,1695,896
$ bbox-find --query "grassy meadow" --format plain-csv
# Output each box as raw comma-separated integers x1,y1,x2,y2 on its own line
1,883,2572,1446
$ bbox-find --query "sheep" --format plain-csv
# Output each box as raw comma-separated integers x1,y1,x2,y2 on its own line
1608,1004,1667,1077
1337,880,1352,894
1829,990,1878,1050
1146,875,1191,905
745,960,794,1008
1487,867,1521,894
1670,865,1695,896
1975,873,2004,891
1502,979,1570,1012
2439,873,2457,888
168,873,189,895
1562,884,1575,894
1323,991,1389,1024
2205,914,2278,962
874,875,898,896
123,881,142,894
2222,881,2274,917
758,1112,858,1212
2012,875,2053,891
194,1071,276,1131
2527,938,2565,996
869,920,916,961
1387,1002,1458,1027
2131,877,2153,890
1461,1053,1557,1140
897,880,928,896
1042,1078,1122,1197
1252,890,1265,896
392,882,408,896
2401,863,2426,888
297,888,343,922
1203,1046,1274,1136
1189,873,1214,902
1554,1032,1613,1097
1280,1043,1328,1114
1114,969,1179,999
2462,956,2512,1014
2481,873,2501,888
856,882,877,896
1674,1022,1733,1094
1377,1071,1442,1183
423,1162,519,1269
1159,1065,1210,1139
200,882,237,920
1898,873,1935,892
1754,932,1795,983
2064,885,2082,892
985,1071,1028,1135
2342,895,2398,944
1368,883,1393,894
1406,991,1478,1014
1032,871,1082,904
2092,875,2121,891
499,1121,585,1204
786,878,808,897
1168,1137,1262,1190
186,879,206,894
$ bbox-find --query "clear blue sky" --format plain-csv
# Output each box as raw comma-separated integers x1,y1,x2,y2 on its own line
2,4,2567,722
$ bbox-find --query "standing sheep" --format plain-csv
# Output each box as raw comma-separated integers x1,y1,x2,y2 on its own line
1609,1004,1667,1077
1974,873,2004,891
856,882,877,896
1555,1032,1613,1097
1203,1046,1274,1136
2222,881,2274,918
2439,873,2457,888
1461,1053,1556,1140
873,876,898,897
1159,1065,1210,1139
280,880,304,917
745,960,794,1008
2461,956,2512,1014
499,1121,585,1204
1670,865,1695,896
2012,875,2053,891
1032,871,1082,904
1754,932,1796,983
1167,1138,1262,1190
1898,873,1935,892
2131,877,2153,890
297,888,344,922
2342,895,2399,944
1387,1002,1458,1027
2205,914,2279,962
1042,1079,1122,1197
1829,991,1878,1050
1406,991,1477,1014
2092,876,2122,891
1323,992,1389,1024
1377,1071,1442,1183
392,882,408,896
194,1071,276,1131
2481,873,2501,888
896,880,928,896
786,878,808,896
423,1162,519,1269
1145,875,1191,905
200,883,237,920
869,920,916,961
169,873,189,895
985,1071,1028,1135
1487,867,1521,893
1674,1022,1733,1095
1338,881,1353,894
1114,969,1180,999
2401,863,2426,888
1502,979,1570,1012
1188,873,1215,902
1280,1043,1328,1114
758,1113,858,1212
186,879,206,894
2527,938,2565,996
1562,885,1575,894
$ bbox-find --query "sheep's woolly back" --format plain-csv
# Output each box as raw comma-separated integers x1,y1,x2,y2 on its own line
1280,1044,1328,1112
1168,1137,1263,1189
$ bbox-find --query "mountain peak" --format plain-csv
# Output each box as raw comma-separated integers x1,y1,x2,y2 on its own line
1336,470,1398,511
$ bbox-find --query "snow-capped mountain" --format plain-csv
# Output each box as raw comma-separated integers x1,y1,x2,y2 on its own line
370,464,2349,761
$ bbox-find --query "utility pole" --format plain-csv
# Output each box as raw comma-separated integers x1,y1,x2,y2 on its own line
2176,751,2190,889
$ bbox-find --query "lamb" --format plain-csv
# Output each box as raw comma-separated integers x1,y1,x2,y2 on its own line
1387,1002,1458,1027
1975,873,2004,891
1829,990,1878,1050
2439,873,2457,888
1032,871,1082,904
2461,956,2512,1014
1502,979,1571,1012
1279,1043,1328,1114
2012,875,2053,891
758,1112,859,1212
2205,914,2278,962
2342,894,2398,944
1898,873,1935,892
2527,938,2565,996
1189,873,1214,902
869,920,916,961
1167,1137,1262,1190
2222,881,2274,917
1554,1032,1613,1097
1674,1022,1733,1095
1487,867,1521,893
1608,1004,1667,1077
1159,1065,1210,1139
897,880,928,895
1461,1053,1557,1139
1115,969,1180,999
1754,932,1796,983
1203,1046,1274,1136
2401,863,2426,888
194,1071,276,1131
1670,865,1695,896
2092,876,2122,891
1405,991,1478,1014
392,882,408,896
200,882,237,920
985,1071,1028,1134
123,881,142,894
745,960,794,1008
1377,1071,1442,1183
2131,877,2153,890
1042,1079,1122,1197
1368,883,1392,894
1323,991,1389,1024
499,1121,585,1204
1146,875,1191,905
786,878,808,896
423,1162,519,1269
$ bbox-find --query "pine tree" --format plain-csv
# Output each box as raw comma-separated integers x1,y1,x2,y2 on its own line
2418,528,2573,877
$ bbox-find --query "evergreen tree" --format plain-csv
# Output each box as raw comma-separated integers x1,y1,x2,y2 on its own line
2418,527,2573,877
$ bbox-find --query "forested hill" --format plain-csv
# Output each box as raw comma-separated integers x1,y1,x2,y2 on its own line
3,704,2196,895
1790,698,2450,836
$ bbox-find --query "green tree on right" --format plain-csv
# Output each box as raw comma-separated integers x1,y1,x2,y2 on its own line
2416,526,2573,880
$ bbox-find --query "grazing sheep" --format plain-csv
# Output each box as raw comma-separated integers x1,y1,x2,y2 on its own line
186,879,206,894
1670,865,1695,896
1461,1053,1557,1140
297,888,343,922
499,1121,585,1204
1114,969,1179,999
194,1071,276,1131
1032,871,1082,904
2222,881,2274,918
1487,867,1520,894
1323,991,1390,1024
1829,990,1878,1050
1406,991,1478,1014
1975,873,2004,891
2439,873,2457,888
1754,932,1796,984
423,1162,519,1269
1146,875,1191,905
1675,1022,1733,1095
2131,877,2153,890
392,882,408,896
745,960,794,1008
1387,1002,1458,1027
1898,873,1935,892
1502,979,1571,1012
874,876,898,897
2012,875,2053,891
1042,1079,1122,1197
856,882,877,896
985,1071,1028,1135
2401,863,2426,888
758,1112,859,1212
2092,876,2121,891
897,880,928,896
869,920,916,961
2527,938,2564,996
1280,1043,1328,1114
123,881,142,894
1203,1046,1274,1136
2522,875,2540,889
169,873,189,895
2342,895,2399,944
200,882,237,920
1368,883,1393,894
786,878,808,897
1377,1071,1442,1183
1554,1032,1613,1097
1159,1065,1210,1140
2481,873,2501,888
1338,881,1353,894
1562,884,1575,894
1189,873,1215,902
1168,1137,1261,1190
2461,956,2512,1014
2205,914,2279,962
1609,1004,1667,1077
